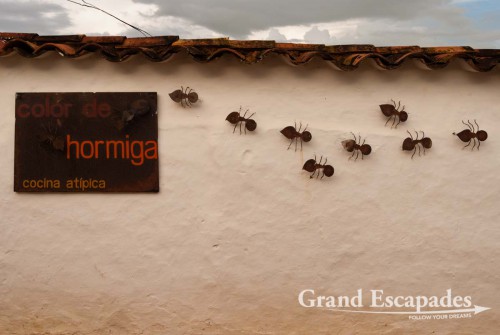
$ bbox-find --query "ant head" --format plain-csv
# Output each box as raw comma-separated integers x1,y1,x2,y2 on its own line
225,111,240,124
402,137,414,151
360,144,372,155
341,139,356,152
188,92,198,103
477,130,488,142
455,129,472,142
245,119,257,131
421,137,432,149
323,165,334,177
302,159,316,173
399,112,408,122
302,131,312,142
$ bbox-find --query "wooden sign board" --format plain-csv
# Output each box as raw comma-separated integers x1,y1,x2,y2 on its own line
14,92,159,192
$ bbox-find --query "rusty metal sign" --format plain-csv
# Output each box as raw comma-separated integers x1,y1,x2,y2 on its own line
14,92,159,192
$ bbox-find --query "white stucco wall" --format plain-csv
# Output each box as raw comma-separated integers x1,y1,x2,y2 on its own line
0,52,499,334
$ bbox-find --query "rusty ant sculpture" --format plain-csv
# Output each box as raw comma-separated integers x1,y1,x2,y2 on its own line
402,131,432,159
453,120,488,150
379,100,408,128
226,107,257,134
38,121,65,152
280,122,312,151
342,133,372,160
303,155,334,179
169,86,198,107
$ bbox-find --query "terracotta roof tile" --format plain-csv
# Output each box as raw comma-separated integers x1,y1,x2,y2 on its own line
0,33,498,72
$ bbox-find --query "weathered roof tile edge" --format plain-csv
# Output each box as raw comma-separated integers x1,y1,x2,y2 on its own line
0,33,498,72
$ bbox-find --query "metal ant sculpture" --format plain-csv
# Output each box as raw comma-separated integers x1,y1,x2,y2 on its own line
226,107,257,134
379,100,408,128
303,155,334,179
38,121,65,151
169,86,198,107
280,122,312,151
116,99,151,130
453,120,488,150
402,131,432,159
342,133,372,160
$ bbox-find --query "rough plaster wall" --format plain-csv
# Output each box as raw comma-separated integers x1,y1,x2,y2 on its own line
0,53,499,335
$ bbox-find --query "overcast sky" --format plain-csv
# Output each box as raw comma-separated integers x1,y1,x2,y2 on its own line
0,0,499,47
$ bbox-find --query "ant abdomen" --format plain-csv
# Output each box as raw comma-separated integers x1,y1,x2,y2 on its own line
455,129,473,142
225,111,240,124
402,137,414,151
302,159,316,173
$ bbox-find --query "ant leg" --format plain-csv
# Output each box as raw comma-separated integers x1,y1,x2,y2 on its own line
295,137,298,152
474,119,480,133
287,139,294,150
239,122,243,135
318,156,323,165
233,122,238,133
467,120,475,133
351,132,356,142
397,101,401,110
349,150,356,160
477,138,481,150
395,116,401,128
414,130,419,140
304,124,308,132
411,147,416,159
385,116,392,127
247,112,255,119
418,144,421,157
298,122,302,133
463,139,472,149
300,138,303,152
462,120,472,131
391,115,397,128
471,137,476,150
355,150,359,161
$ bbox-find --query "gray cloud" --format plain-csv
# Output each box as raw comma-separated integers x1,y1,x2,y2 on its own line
132,0,468,38
0,1,70,34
